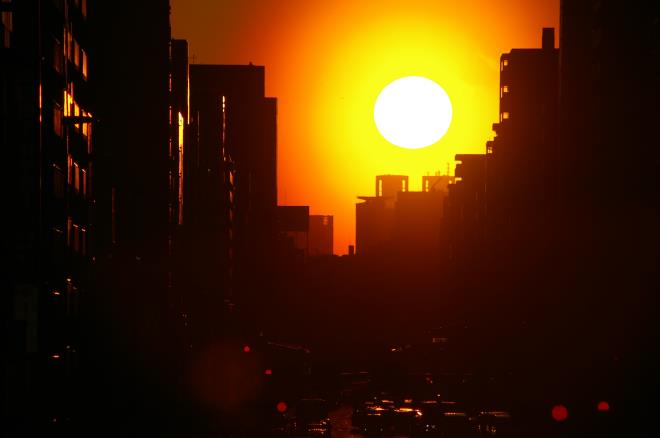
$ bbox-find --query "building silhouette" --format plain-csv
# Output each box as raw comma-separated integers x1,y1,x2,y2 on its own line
277,205,310,260
356,175,407,255
2,0,95,432
357,174,452,256
308,215,333,256
88,1,176,435
443,155,486,264
187,63,278,335
487,27,558,261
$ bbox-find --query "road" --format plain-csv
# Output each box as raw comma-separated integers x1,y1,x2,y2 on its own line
329,404,409,438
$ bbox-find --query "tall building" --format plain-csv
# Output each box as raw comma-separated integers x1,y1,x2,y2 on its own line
167,37,191,365
487,28,559,254
187,64,278,334
2,0,94,432
87,1,176,434
555,3,660,432
308,215,333,256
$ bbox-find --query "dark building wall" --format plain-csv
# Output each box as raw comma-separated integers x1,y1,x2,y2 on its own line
2,0,94,433
86,1,176,434
488,28,559,252
308,215,333,256
356,197,392,256
444,154,487,264
188,64,278,313
556,3,660,429
392,191,444,256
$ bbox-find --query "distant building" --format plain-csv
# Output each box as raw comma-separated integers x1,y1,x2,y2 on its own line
443,154,487,263
357,174,451,256
277,205,310,259
309,215,333,256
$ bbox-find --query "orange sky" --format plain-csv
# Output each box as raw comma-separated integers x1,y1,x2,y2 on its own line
171,0,559,255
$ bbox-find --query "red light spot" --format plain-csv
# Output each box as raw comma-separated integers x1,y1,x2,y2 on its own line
597,401,610,412
552,405,568,422
243,345,251,353
264,369,273,375
276,401,288,413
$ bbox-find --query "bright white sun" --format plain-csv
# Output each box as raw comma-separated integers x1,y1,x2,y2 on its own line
374,76,452,150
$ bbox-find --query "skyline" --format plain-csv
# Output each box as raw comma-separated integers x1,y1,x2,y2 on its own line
170,0,559,254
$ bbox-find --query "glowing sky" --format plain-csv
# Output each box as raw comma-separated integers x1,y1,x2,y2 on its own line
171,0,559,254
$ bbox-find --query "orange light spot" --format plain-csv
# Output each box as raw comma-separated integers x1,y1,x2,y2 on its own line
276,401,288,413
243,345,251,353
51,354,61,359
264,369,273,375
597,401,610,412
552,405,568,422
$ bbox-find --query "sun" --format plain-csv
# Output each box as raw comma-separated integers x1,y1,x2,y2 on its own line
374,76,453,150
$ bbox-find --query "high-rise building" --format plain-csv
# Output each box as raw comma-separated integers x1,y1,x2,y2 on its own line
88,0,175,433
487,28,559,248
2,0,94,432
187,64,278,329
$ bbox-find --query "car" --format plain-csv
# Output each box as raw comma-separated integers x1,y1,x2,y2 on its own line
290,398,332,437
412,400,477,437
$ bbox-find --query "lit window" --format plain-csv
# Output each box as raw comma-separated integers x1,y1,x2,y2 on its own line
81,50,87,78
73,40,79,67
53,105,63,137
67,155,74,184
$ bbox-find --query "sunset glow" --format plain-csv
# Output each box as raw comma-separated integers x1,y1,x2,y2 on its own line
170,0,559,254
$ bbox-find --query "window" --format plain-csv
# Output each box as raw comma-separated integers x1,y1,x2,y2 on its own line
53,38,63,73
53,164,65,198
73,102,80,131
81,50,87,79
81,168,87,196
501,112,510,121
73,162,80,192
1,11,12,48
67,217,73,247
73,224,80,252
67,155,74,185
178,112,184,225
81,228,87,256
53,104,63,137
